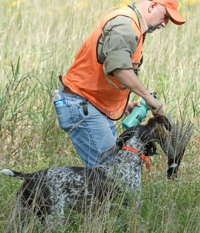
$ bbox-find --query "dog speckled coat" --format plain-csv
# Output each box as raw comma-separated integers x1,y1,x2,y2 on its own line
1,116,193,230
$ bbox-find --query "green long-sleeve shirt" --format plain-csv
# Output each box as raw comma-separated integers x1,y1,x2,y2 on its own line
97,3,148,76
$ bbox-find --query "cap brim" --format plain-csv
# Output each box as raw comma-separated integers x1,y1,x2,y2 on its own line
167,8,185,25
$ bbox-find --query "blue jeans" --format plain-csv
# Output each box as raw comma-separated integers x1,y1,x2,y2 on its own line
54,91,117,168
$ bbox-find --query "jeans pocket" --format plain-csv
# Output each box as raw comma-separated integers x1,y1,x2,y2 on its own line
54,103,83,132
54,104,71,130
55,104,67,119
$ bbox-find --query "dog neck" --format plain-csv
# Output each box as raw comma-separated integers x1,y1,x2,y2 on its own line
121,145,150,169
116,134,146,162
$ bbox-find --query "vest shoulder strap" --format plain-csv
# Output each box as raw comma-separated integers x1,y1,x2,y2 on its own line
100,6,141,33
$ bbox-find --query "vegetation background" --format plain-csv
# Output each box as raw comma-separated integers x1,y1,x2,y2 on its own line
0,0,199,232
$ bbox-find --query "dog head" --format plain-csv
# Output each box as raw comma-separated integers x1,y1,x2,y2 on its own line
116,115,172,157
117,115,193,179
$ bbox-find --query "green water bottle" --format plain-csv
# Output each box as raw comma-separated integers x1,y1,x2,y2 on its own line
122,92,157,129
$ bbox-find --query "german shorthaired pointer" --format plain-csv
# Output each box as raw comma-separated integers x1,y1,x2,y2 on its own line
1,115,193,230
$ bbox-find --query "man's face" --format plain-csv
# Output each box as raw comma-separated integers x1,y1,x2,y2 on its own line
147,3,170,33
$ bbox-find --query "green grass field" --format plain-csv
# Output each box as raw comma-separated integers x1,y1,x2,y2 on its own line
0,0,200,232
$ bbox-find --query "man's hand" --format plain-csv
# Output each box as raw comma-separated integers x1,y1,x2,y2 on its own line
145,98,164,117
124,101,141,116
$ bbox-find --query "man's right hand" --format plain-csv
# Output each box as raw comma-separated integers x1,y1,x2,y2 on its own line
146,98,164,117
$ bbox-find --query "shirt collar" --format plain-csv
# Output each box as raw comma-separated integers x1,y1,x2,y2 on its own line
128,3,148,34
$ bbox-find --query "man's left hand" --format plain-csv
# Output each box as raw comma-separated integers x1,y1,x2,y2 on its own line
124,101,141,116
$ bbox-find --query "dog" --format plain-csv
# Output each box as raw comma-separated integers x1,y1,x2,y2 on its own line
0,115,193,230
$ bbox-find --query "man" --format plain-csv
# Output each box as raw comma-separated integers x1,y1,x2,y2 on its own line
54,0,185,167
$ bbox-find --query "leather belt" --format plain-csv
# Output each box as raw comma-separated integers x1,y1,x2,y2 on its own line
62,85,90,116
63,86,76,95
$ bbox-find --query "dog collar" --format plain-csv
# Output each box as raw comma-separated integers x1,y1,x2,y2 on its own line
121,146,150,169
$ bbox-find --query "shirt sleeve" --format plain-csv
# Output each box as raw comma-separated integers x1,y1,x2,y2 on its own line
97,15,139,76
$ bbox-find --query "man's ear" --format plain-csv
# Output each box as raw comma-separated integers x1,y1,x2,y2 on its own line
148,2,158,13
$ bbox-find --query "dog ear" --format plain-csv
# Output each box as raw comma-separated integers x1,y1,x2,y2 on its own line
116,127,136,149
116,137,124,149
116,125,150,149
144,141,157,156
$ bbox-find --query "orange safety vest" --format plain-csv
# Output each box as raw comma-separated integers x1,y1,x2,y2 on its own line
62,6,144,120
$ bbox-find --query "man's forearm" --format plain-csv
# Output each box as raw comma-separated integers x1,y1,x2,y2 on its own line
113,69,152,100
113,68,163,114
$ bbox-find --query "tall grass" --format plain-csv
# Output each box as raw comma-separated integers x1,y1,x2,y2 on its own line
0,0,200,232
